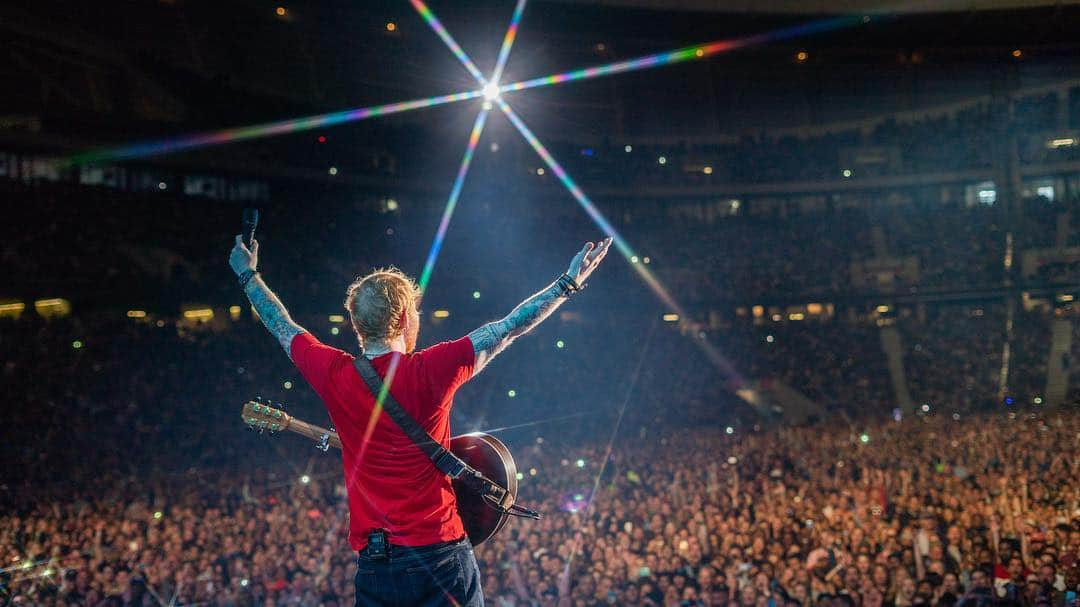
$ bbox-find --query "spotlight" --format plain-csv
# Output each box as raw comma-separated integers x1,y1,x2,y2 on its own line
624,145,633,153
275,7,287,17
725,426,734,435
158,182,167,190
328,166,338,176
482,82,500,101
703,166,713,175
386,22,397,32
536,167,545,176
386,198,399,211
555,339,565,349
508,389,517,398
1012,49,1022,58
284,380,293,390
472,291,481,299
317,135,326,143
859,433,870,443
576,459,585,468
658,156,667,165
796,51,808,62
300,475,310,484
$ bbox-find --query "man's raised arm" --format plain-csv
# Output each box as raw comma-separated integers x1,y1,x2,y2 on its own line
229,235,307,359
468,237,611,376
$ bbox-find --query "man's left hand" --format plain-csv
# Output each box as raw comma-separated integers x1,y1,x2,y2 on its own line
229,234,258,276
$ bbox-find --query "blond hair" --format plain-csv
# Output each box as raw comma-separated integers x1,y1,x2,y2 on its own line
344,267,421,342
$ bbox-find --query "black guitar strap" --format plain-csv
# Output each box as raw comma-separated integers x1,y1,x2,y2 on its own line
353,355,468,478
352,356,539,520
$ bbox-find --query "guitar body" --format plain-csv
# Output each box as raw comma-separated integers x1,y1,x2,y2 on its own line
450,433,519,545
241,400,523,546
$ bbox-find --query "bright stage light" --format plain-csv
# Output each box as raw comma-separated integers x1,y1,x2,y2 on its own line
482,82,501,101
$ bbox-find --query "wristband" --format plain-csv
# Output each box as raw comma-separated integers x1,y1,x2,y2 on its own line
557,273,583,296
238,269,259,289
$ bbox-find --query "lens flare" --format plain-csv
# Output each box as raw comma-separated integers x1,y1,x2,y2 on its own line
495,98,743,383
494,100,667,305
491,0,528,86
66,90,482,165
409,0,489,85
418,109,490,293
499,14,862,95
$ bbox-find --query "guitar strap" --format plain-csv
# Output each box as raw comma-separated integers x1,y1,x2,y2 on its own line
352,356,539,520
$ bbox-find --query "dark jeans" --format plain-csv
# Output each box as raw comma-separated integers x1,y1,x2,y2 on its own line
355,537,483,607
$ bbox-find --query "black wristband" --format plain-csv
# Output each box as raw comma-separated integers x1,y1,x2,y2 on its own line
238,269,258,289
557,273,582,296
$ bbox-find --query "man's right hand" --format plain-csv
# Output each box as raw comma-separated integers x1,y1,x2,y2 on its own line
566,237,613,286
229,234,259,277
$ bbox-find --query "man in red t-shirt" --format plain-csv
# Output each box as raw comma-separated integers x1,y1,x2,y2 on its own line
229,234,611,607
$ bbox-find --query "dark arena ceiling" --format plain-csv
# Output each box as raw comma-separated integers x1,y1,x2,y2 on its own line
541,0,1080,13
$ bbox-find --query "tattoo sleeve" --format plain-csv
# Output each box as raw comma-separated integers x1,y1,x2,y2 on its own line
467,280,568,376
244,274,307,359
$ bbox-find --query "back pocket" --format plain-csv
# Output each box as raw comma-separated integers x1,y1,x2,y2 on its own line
405,552,465,604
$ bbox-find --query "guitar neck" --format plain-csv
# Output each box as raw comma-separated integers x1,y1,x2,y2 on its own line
287,417,342,450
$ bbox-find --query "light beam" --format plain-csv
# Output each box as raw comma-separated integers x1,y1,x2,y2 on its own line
499,14,863,95
65,89,482,165
495,98,743,382
491,0,528,86
417,109,490,293
409,0,489,85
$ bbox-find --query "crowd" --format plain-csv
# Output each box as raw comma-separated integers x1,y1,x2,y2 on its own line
3,320,1076,606
6,178,1078,317
2,291,1076,606
544,85,1079,189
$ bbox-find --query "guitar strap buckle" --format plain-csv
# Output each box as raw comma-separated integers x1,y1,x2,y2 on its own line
432,448,467,479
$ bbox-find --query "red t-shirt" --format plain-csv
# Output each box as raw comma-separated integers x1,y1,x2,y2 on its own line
290,332,475,551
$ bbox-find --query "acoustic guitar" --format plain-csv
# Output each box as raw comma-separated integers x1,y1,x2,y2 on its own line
240,399,530,545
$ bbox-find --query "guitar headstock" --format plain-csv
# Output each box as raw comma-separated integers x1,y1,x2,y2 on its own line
241,397,291,433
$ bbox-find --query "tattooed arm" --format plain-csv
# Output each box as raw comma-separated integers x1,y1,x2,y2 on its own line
229,235,307,359
468,237,612,376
